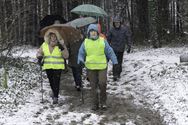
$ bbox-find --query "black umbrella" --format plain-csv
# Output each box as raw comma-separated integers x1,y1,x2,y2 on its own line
38,15,67,45
39,15,67,30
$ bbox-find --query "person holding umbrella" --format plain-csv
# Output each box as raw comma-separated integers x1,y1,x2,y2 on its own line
78,24,118,110
36,29,69,104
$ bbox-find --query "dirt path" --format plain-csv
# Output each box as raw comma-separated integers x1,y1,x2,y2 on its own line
59,70,166,125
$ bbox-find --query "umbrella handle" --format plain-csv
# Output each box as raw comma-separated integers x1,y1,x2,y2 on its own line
57,42,64,51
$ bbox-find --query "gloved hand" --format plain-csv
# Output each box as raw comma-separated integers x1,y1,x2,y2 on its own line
127,48,131,53
37,56,43,66
79,62,85,68
57,42,64,51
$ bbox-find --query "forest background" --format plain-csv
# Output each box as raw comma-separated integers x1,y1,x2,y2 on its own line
1,0,188,50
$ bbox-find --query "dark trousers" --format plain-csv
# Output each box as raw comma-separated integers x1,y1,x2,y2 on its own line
113,51,124,77
71,66,82,87
46,69,62,98
87,69,107,107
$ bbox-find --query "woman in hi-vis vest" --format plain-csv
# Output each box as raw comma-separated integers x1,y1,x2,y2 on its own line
36,29,69,104
78,24,118,111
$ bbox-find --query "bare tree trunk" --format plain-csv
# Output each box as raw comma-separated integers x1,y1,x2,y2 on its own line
136,0,149,41
12,0,17,43
48,0,51,14
92,0,101,6
181,0,188,33
32,0,38,46
56,0,63,16
171,0,176,35
0,1,4,40
156,0,169,46
67,0,79,21
130,0,134,41
176,0,183,35
23,0,26,43
17,0,22,43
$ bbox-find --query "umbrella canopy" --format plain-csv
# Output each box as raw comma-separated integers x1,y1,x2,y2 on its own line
39,15,67,30
66,17,97,28
70,4,108,17
40,24,82,45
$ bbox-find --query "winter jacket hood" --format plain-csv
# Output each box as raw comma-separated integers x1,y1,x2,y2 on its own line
87,24,99,40
87,24,99,34
44,28,63,43
112,16,122,29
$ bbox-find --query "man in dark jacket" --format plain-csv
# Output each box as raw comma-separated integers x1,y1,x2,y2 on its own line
67,28,84,91
107,16,131,81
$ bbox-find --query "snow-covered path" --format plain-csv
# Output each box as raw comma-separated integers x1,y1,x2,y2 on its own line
119,47,188,125
1,46,188,124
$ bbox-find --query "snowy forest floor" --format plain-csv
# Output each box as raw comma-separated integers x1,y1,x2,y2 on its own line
1,45,188,125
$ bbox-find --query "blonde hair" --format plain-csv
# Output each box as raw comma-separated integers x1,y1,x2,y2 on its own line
44,28,63,42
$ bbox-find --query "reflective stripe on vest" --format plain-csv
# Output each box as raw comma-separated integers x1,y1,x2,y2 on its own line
42,42,65,70
84,38,107,70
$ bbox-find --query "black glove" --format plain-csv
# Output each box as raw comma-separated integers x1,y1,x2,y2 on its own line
57,42,64,51
37,56,43,66
127,48,131,53
79,62,85,68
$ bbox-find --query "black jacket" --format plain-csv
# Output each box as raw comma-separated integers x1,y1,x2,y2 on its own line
107,25,131,52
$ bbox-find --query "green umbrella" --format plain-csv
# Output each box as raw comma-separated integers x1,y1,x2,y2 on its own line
71,4,108,17
66,17,97,28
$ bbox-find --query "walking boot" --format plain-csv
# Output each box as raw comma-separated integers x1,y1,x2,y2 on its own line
100,104,107,110
53,97,58,104
91,103,99,111
75,85,81,91
113,76,118,81
91,106,99,111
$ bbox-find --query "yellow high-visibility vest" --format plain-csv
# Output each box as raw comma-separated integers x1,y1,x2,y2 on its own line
42,42,65,70
84,38,107,70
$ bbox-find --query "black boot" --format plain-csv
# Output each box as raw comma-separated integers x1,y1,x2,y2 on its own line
100,104,107,110
53,97,58,104
75,85,81,91
91,105,99,111
113,76,118,81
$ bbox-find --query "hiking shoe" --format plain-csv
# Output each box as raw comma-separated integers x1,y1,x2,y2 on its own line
113,76,118,81
91,106,99,111
100,104,107,110
75,86,81,91
52,97,58,104
91,103,99,111
117,74,121,78
50,93,54,99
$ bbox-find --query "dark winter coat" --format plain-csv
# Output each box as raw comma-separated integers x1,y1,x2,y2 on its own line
107,25,131,52
67,37,83,67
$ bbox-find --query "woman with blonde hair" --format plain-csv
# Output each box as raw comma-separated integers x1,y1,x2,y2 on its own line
36,29,69,104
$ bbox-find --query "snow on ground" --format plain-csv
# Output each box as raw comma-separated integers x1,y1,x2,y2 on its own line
111,46,188,125
1,45,188,124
